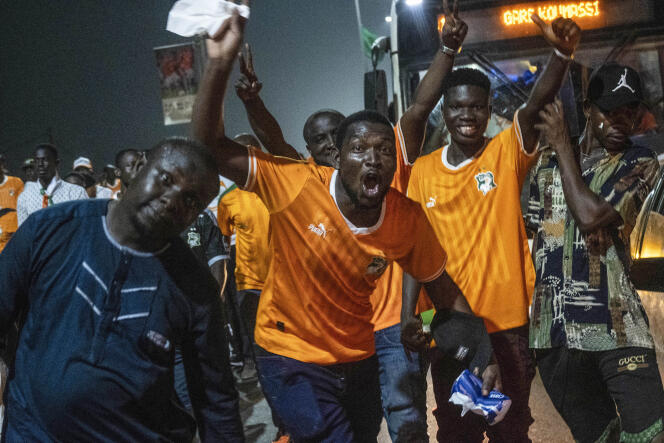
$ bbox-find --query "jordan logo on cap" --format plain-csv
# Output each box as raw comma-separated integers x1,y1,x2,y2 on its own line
612,68,635,93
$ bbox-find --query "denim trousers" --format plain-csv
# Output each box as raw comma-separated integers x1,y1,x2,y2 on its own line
375,323,429,442
255,348,382,442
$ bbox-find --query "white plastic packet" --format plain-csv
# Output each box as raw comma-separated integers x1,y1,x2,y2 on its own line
167,0,250,37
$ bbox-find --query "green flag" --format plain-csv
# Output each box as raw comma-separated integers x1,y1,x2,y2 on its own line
361,26,384,62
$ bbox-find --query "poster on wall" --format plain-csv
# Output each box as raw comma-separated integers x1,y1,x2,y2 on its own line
154,42,203,125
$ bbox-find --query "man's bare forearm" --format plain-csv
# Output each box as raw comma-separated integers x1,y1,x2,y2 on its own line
401,51,456,162
243,98,300,160
192,57,235,150
402,270,474,319
401,272,423,321
554,141,620,232
424,271,474,314
519,53,571,150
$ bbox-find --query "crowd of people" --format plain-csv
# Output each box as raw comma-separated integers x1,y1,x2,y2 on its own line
0,1,663,442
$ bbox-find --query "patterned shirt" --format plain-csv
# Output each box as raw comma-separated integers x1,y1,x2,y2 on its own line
16,175,88,226
528,145,659,350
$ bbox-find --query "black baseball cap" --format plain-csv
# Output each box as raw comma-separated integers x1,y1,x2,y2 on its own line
587,63,644,112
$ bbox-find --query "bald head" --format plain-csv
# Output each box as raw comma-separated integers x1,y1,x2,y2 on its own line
302,109,345,168
145,137,218,203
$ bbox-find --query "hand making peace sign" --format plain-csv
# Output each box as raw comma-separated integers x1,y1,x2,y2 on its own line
441,0,468,51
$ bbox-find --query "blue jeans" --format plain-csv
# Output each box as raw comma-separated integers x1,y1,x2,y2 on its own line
375,323,429,442
255,348,382,442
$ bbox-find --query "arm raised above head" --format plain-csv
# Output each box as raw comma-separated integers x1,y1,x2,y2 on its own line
519,15,581,154
235,44,300,160
400,0,468,163
191,9,251,186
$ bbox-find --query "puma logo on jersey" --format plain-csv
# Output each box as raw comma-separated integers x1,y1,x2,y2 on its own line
426,196,437,208
475,171,497,195
612,68,635,93
308,223,329,238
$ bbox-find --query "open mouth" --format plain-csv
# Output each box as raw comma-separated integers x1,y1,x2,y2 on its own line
361,172,381,198
457,124,480,137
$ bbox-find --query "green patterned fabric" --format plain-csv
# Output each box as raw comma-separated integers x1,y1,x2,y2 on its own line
527,146,660,351
621,418,663,443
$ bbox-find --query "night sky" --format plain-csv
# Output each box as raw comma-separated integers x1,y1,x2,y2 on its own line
0,1,393,175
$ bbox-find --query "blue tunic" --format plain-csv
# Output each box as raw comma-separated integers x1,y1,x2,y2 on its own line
0,199,243,442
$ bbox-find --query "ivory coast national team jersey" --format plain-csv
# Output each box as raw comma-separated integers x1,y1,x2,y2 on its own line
244,148,447,364
408,111,536,333
370,121,432,331
217,184,270,291
0,176,24,252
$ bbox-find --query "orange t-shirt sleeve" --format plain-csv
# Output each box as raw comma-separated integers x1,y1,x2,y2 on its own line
391,121,414,194
396,201,447,283
243,147,311,213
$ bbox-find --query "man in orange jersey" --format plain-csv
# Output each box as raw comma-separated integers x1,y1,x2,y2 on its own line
402,13,581,443
235,5,467,438
192,12,500,442
0,154,24,253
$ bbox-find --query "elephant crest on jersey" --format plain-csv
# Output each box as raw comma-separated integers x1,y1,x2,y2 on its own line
475,171,497,196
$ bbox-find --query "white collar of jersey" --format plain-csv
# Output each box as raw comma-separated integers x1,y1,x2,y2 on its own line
0,175,7,186
42,174,61,195
102,215,171,257
329,169,386,235
441,138,490,171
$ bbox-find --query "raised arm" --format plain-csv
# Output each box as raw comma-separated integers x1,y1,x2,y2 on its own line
191,10,251,186
400,0,467,163
534,99,621,232
235,45,300,160
518,15,581,153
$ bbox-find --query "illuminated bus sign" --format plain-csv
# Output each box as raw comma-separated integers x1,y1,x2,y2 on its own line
503,1,600,26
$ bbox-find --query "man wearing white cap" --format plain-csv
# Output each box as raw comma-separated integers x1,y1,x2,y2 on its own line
72,156,112,199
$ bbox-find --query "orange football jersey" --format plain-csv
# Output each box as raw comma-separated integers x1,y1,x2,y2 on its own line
218,185,271,291
245,148,447,364
408,111,536,333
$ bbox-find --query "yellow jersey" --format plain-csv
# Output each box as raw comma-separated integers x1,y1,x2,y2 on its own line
407,112,536,333
217,185,271,291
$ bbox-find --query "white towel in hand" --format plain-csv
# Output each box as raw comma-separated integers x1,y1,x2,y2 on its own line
167,0,250,37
